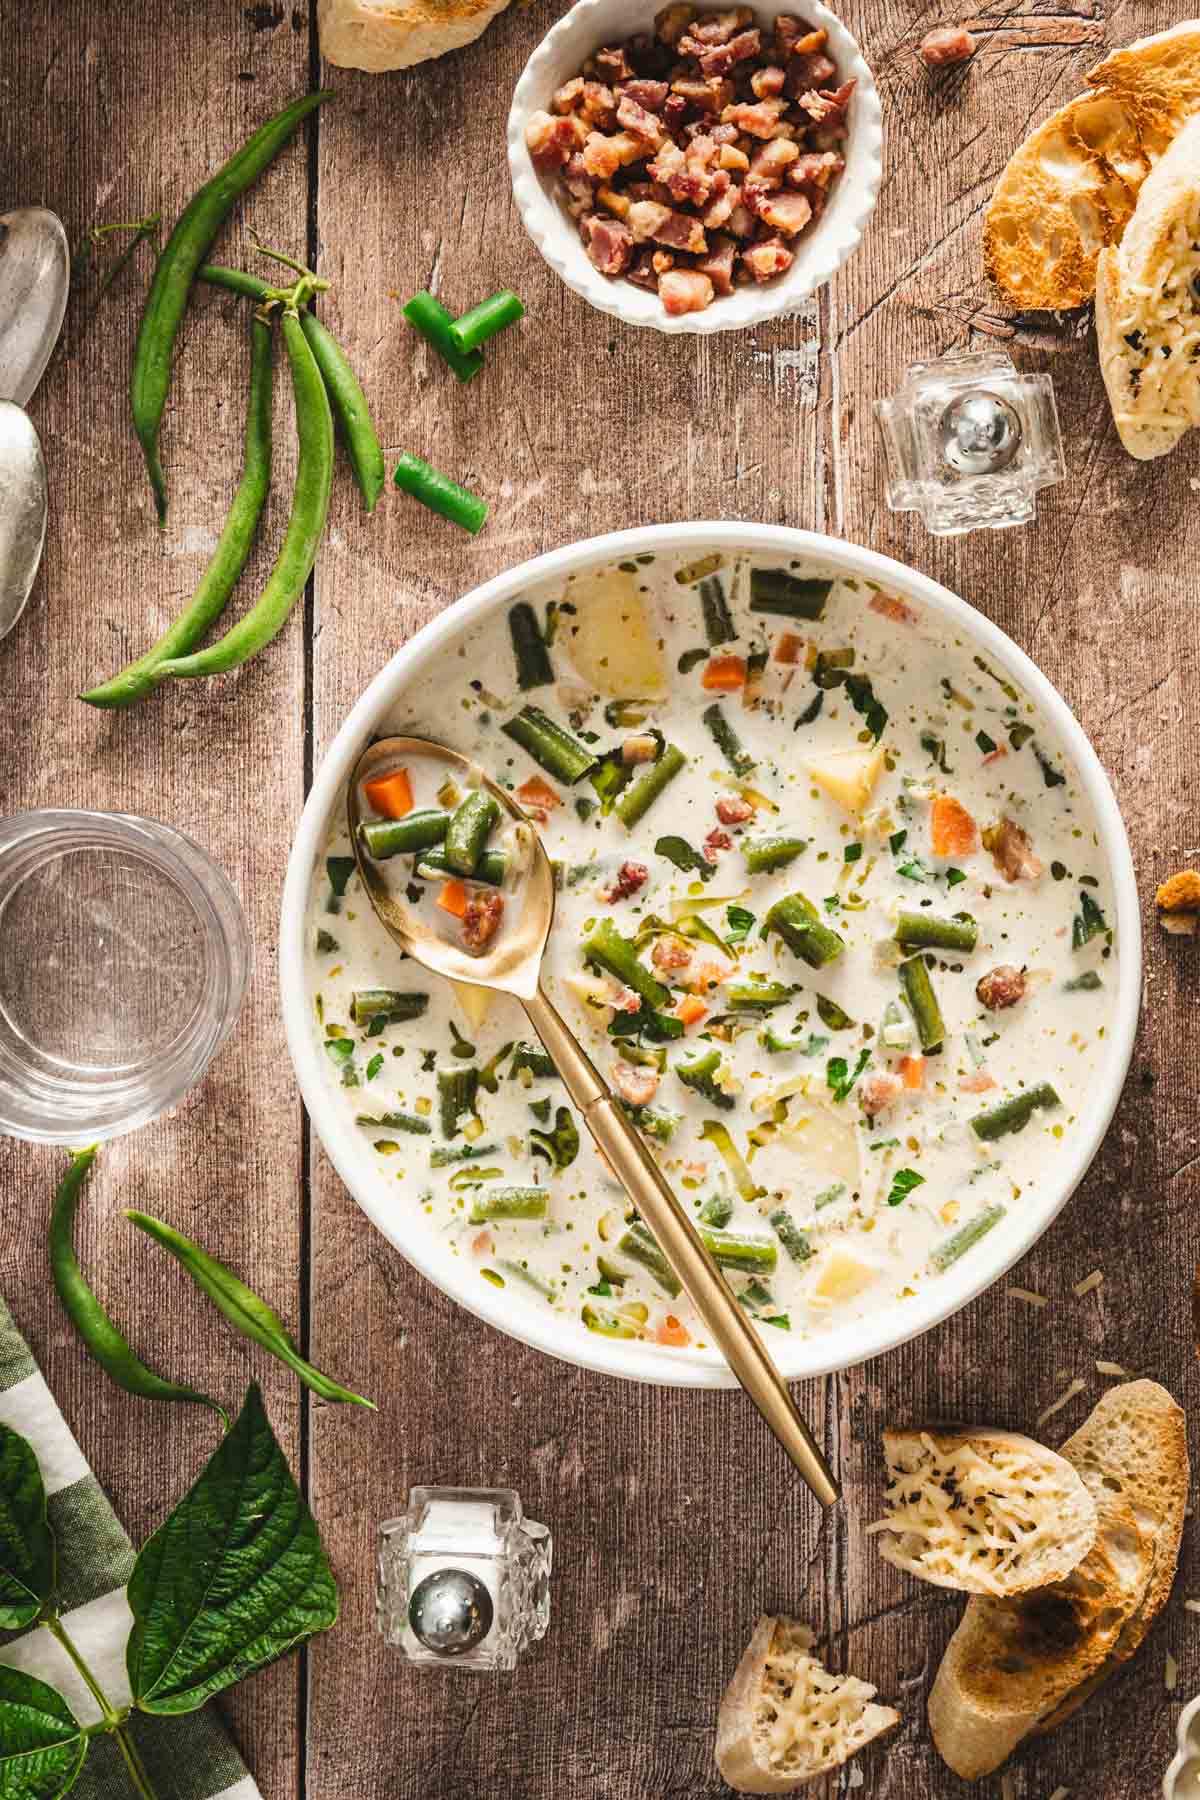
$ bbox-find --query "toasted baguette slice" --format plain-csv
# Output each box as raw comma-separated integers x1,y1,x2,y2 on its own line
1035,1380,1189,1731
716,1617,899,1794
984,22,1200,309
316,0,513,70
1096,114,1200,458
866,1426,1097,1597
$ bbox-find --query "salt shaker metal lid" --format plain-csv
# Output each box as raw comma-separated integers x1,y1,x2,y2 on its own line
874,349,1066,537
378,1486,551,1673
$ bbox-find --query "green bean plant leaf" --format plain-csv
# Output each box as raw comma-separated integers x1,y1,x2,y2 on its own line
0,1423,55,1629
0,1666,87,1800
126,1383,338,1715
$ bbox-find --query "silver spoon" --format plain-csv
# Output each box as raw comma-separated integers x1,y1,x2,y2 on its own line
0,403,47,640
0,208,69,406
350,736,840,1509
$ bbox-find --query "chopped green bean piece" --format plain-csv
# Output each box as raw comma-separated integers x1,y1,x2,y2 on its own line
355,1110,431,1134
614,743,687,829
894,911,978,954
508,600,554,690
970,1083,1061,1142
438,1067,479,1136
701,1228,777,1271
618,1224,682,1298
350,990,429,1025
743,836,807,875
900,954,944,1054
764,892,845,969
469,1186,548,1223
502,705,598,784
676,1047,736,1110
931,1204,1006,1272
702,704,755,778
443,789,501,876
749,569,831,619
699,574,736,646
359,809,450,860
769,1208,813,1265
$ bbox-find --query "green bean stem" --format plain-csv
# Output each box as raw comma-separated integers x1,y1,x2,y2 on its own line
900,954,945,1054
199,263,275,302
394,452,487,534
764,892,845,969
401,291,484,383
299,310,384,513
614,743,687,829
349,989,429,1024
443,790,501,876
448,290,526,355
743,835,807,875
50,1150,226,1422
81,314,275,708
359,808,449,860
970,1082,1062,1141
130,90,331,524
894,911,978,953
468,1187,548,1223
158,308,334,679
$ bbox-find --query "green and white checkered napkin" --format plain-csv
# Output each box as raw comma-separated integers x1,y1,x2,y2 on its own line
0,1296,261,1800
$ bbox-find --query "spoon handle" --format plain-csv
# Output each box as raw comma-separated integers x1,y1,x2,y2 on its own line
521,986,839,1508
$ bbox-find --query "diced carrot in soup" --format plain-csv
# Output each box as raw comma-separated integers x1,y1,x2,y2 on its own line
675,994,709,1027
701,655,747,691
516,774,562,810
363,768,414,819
930,793,978,858
899,1055,925,1090
656,1314,691,1347
436,878,470,918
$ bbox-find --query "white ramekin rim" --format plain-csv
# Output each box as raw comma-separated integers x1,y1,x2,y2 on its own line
505,0,884,334
280,523,1142,1390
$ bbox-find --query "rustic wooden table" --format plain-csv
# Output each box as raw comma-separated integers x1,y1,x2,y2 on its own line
2,1,1197,1794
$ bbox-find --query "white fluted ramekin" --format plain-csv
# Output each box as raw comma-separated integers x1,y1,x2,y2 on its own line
506,0,883,334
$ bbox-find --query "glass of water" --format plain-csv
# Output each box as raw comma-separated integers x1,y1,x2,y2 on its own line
0,810,249,1144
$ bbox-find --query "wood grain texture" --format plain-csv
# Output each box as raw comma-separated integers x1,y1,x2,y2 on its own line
2,0,1197,1795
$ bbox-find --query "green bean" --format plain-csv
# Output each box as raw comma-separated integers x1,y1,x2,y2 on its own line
131,90,331,523
355,1110,432,1134
502,704,598,784
468,1187,548,1223
402,292,484,383
764,893,845,969
583,919,670,1010
748,569,831,620
510,1042,559,1082
417,847,508,887
158,308,334,680
298,310,384,513
614,743,687,829
50,1150,226,1423
617,1225,682,1298
124,1211,373,1407
702,704,755,777
359,809,450,860
698,1192,734,1228
349,989,429,1025
443,790,501,876
723,981,797,1013
582,1302,638,1338
699,575,736,646
701,1228,777,1272
894,911,978,953
438,1067,479,1136
394,452,487,534
743,835,808,875
970,1083,1061,1141
700,1118,762,1202
496,1259,556,1301
769,1207,813,1265
430,1141,498,1166
619,1101,683,1140
675,1047,735,1110
448,290,525,355
931,1204,1006,1272
82,313,275,707
900,954,945,1054
509,600,554,690
596,1255,628,1286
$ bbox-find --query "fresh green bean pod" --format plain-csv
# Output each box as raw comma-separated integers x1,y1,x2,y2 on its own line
894,910,979,953
417,847,508,887
131,90,331,523
349,989,429,1025
702,704,755,777
769,1207,813,1265
198,263,275,302
468,1187,548,1223
502,705,598,784
355,1110,432,1134
359,808,450,859
394,453,487,534
617,1224,682,1298
583,919,670,1010
614,744,687,829
764,893,845,969
402,292,484,383
970,1082,1061,1141
900,954,945,1054
50,1150,226,1422
124,1210,374,1407
743,835,808,875
443,790,501,876
299,309,385,513
158,307,334,680
931,1204,1006,1272
81,314,275,708
701,1228,777,1272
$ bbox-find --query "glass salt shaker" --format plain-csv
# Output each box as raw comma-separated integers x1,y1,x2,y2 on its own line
874,349,1066,536
377,1487,551,1672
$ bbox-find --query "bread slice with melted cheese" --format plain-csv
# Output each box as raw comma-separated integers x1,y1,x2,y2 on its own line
984,22,1200,310
867,1426,1098,1597
1096,113,1200,458
716,1617,899,1794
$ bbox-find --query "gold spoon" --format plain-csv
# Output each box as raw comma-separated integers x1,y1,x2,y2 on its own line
349,735,839,1509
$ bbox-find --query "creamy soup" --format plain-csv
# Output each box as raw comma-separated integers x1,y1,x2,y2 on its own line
306,550,1116,1357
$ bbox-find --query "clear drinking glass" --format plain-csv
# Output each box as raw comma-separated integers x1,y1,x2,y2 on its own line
0,810,249,1144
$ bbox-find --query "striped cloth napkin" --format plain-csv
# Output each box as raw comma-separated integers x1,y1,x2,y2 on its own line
0,1296,261,1800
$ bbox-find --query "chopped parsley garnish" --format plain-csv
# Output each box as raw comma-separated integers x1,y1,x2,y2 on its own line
975,730,997,755
844,842,863,863
324,1037,357,1087
1033,742,1066,788
826,1047,870,1103
945,867,967,888
920,732,952,774
725,904,756,944
889,829,908,854
1072,889,1109,949
1008,722,1034,752
365,1053,383,1082
886,1168,925,1207
655,834,716,880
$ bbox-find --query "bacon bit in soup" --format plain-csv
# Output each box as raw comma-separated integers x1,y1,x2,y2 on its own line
363,767,414,819
983,816,1044,882
613,985,644,1013
715,794,755,826
976,964,1027,1010
472,1229,494,1255
652,934,694,972
656,1313,692,1347
930,793,978,858
703,826,734,861
461,890,505,950
603,860,650,902
959,1070,997,1094
516,774,562,811
774,630,806,664
859,1071,903,1119
702,654,747,691
610,1061,661,1106
869,592,918,625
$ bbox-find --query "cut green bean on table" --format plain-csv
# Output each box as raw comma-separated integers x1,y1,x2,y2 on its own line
393,453,488,534
402,291,484,383
448,290,525,355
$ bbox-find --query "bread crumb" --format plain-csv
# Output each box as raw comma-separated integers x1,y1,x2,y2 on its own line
1183,1597,1200,1613
1000,1775,1016,1800
1157,871,1200,933
1047,1788,1071,1800
1007,1285,1050,1307
1166,1650,1179,1691
1095,1360,1128,1377
1073,1269,1103,1297
1037,1376,1086,1426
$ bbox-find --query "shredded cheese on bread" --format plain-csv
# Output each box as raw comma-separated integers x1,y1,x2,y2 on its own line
867,1427,1097,1597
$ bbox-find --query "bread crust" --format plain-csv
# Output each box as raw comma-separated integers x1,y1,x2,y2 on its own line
316,0,513,70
